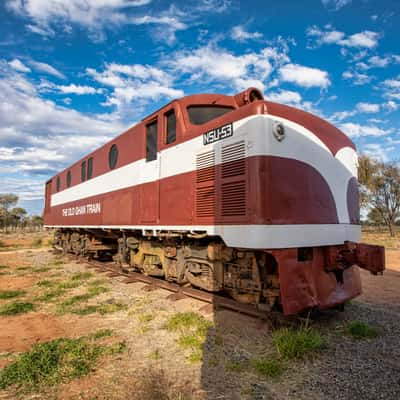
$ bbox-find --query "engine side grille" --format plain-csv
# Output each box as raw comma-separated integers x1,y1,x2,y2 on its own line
196,150,216,218
196,186,215,217
221,140,246,178
196,150,215,183
221,181,246,216
220,141,247,218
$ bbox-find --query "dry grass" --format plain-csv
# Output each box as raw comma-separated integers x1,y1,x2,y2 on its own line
361,227,400,249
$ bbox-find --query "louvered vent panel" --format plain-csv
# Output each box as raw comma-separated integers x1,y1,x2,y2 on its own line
221,181,246,216
221,141,246,178
196,186,215,217
196,150,216,218
196,150,215,183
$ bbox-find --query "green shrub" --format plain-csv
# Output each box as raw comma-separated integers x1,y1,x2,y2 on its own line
0,290,26,300
0,302,35,316
166,312,213,363
346,321,379,339
272,327,325,359
0,336,123,392
251,357,284,378
31,238,43,248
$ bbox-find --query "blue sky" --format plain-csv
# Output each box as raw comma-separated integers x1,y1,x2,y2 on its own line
0,0,399,215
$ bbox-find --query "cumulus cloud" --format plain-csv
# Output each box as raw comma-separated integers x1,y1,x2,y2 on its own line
321,0,352,11
0,62,126,202
381,76,400,100
29,61,66,79
8,58,31,73
307,25,379,49
356,102,380,113
86,62,183,109
339,122,389,138
342,70,372,86
279,63,330,88
231,25,262,42
166,44,289,91
6,0,152,34
265,89,302,105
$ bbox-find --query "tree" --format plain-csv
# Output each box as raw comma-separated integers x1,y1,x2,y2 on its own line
370,162,400,237
0,194,18,230
10,207,27,227
359,155,400,237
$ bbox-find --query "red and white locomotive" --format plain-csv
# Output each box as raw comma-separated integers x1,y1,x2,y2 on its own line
44,88,384,315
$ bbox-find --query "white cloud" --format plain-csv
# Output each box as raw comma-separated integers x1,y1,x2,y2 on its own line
307,25,379,49
342,70,372,85
57,84,103,95
0,61,126,176
321,0,351,11
7,0,152,33
231,25,262,42
167,44,289,91
8,59,31,73
340,31,379,48
279,63,330,88
265,89,302,105
87,62,183,109
383,101,398,112
339,122,389,138
382,76,400,100
356,102,380,113
361,143,393,162
29,61,66,79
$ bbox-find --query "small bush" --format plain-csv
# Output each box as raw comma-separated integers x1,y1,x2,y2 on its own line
0,265,9,269
0,302,35,316
346,321,379,339
71,272,93,281
138,313,154,323
36,288,66,302
36,280,56,287
71,301,127,316
32,267,51,273
0,336,120,392
31,238,43,248
0,290,26,300
89,329,114,340
272,327,325,360
166,312,213,363
251,357,284,378
225,361,246,373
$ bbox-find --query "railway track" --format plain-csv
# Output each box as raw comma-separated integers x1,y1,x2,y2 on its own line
55,250,291,323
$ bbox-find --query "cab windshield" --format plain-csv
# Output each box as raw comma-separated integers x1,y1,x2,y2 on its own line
187,105,234,125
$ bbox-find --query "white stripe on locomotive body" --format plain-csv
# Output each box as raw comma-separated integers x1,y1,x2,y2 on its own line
44,223,360,249
51,114,357,225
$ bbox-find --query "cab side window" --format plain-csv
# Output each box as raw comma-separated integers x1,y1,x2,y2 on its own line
165,109,176,144
146,120,158,162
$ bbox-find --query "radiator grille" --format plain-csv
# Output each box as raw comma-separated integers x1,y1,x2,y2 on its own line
196,150,215,218
196,186,215,217
196,150,215,183
221,141,246,178
221,141,247,218
221,181,246,216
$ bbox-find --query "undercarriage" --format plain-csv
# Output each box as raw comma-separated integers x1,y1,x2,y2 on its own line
53,229,282,311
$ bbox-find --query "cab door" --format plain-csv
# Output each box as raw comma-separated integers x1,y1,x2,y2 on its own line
139,118,160,224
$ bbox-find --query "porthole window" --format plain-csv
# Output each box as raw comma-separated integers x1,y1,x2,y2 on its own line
109,144,118,169
81,161,86,182
87,157,93,179
66,170,72,188
56,176,60,192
